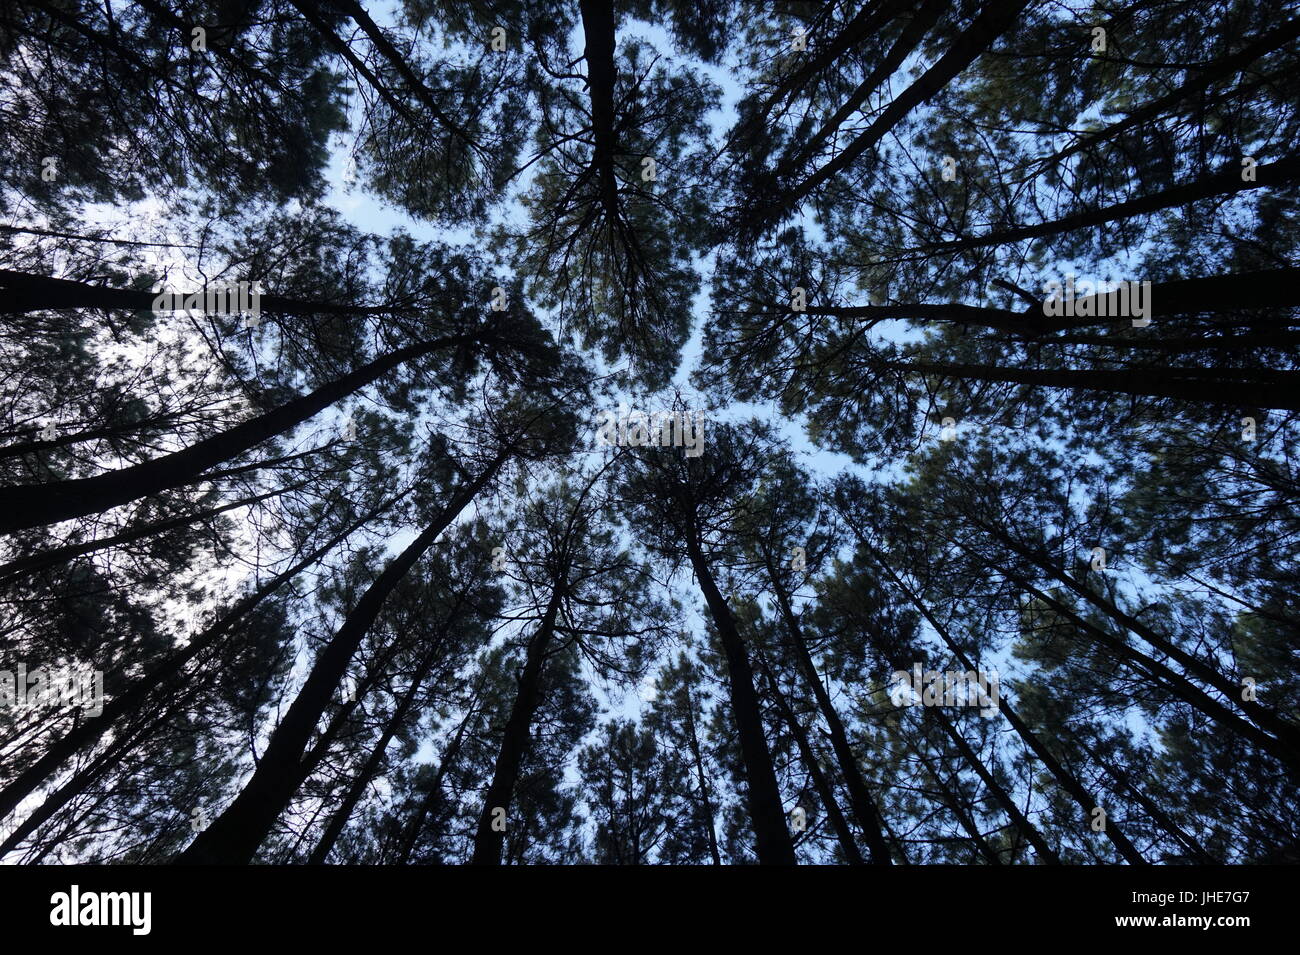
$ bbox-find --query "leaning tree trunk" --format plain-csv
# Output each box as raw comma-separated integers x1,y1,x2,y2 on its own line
393,689,481,864
928,706,1062,864
0,332,475,534
685,535,797,864
925,154,1300,255
469,584,565,865
1012,573,1300,770
1076,734,1218,864
852,534,1148,865
884,358,1300,412
765,0,1030,227
975,519,1300,764
0,677,205,855
790,266,1300,337
764,556,894,863
0,495,397,823
907,736,1002,864
755,650,864,864
306,610,459,864
775,0,946,181
0,268,395,316
0,479,310,585
174,455,506,864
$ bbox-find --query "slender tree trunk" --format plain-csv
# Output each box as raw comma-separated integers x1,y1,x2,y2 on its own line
0,732,139,857
307,630,451,864
755,651,863,863
908,739,1001,864
775,0,946,181
286,0,423,128
930,155,1300,255
0,682,201,855
0,222,199,248
0,407,198,460
764,0,1030,226
883,357,1300,411
851,535,1148,864
1077,735,1218,864
764,558,893,863
174,456,506,864
394,691,480,864
731,0,910,150
0,479,310,585
0,332,473,534
0,496,394,823
469,585,565,865
293,605,449,786
924,154,1300,255
680,682,722,866
928,707,1062,864
976,519,1300,760
327,0,481,148
1012,575,1300,772
685,536,797,864
1029,18,1300,170
1018,330,1300,353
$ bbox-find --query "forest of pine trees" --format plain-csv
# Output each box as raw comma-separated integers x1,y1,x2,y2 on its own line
0,0,1297,867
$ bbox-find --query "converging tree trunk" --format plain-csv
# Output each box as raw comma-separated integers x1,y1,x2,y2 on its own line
174,454,506,864
685,534,797,864
0,332,475,534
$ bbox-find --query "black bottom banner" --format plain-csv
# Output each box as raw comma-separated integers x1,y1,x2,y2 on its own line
0,863,1282,943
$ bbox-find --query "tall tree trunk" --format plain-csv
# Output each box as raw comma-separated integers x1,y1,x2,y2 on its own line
174,455,506,864
0,495,395,823
928,707,1062,864
1015,330,1300,353
679,680,722,866
730,0,912,152
0,406,200,461
0,268,393,316
774,0,947,182
0,681,203,855
755,650,864,863
789,266,1300,337
0,478,311,585
1029,18,1300,169
975,519,1300,761
685,536,797,864
393,690,481,864
907,737,1002,864
286,0,424,128
1011,575,1300,772
763,555,893,863
0,332,474,534
469,584,565,865
763,0,1030,227
292,601,455,787
850,534,1148,864
924,154,1300,255
883,357,1300,411
306,623,453,864
327,0,481,148
579,0,620,221
1076,734,1219,864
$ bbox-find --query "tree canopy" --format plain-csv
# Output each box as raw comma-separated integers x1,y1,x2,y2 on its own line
1,0,1297,866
